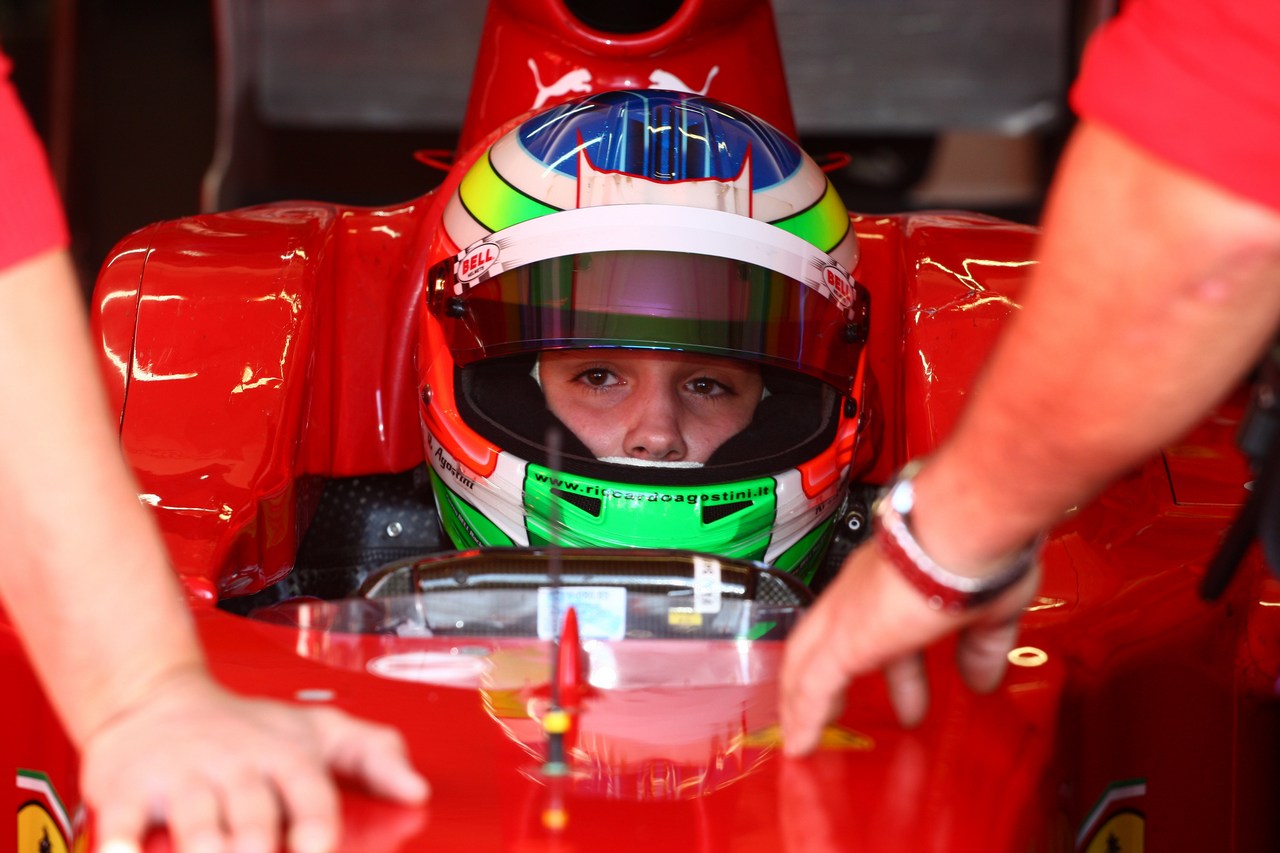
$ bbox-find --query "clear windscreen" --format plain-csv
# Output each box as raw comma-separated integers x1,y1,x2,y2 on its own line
249,548,811,641
252,588,802,641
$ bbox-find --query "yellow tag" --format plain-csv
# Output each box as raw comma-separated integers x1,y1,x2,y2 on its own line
742,724,875,751
667,609,704,627
482,688,530,719
817,726,876,751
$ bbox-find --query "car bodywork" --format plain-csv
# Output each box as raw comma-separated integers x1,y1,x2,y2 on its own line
7,0,1278,850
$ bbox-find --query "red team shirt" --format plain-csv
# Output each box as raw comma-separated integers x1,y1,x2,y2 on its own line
1072,0,1280,213
0,51,69,271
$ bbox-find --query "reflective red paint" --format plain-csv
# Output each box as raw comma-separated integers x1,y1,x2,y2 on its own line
3,1,1277,850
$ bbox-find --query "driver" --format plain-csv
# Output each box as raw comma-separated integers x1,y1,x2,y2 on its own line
537,347,764,466
418,89,872,583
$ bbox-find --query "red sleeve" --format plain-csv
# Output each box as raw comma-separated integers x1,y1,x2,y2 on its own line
1071,0,1280,212
0,51,69,271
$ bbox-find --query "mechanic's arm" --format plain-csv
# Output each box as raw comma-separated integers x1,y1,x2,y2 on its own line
781,120,1280,755
0,249,427,853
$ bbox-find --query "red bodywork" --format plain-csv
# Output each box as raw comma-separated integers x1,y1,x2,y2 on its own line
6,1,1279,850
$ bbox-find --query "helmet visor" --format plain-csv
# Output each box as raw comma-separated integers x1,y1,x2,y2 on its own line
429,206,866,391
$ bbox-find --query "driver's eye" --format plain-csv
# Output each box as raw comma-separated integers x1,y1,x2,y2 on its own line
580,368,614,387
687,377,728,396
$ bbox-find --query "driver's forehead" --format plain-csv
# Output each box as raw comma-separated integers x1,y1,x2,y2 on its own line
541,349,760,377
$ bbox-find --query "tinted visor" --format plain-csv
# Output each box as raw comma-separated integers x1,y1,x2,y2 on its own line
432,250,863,391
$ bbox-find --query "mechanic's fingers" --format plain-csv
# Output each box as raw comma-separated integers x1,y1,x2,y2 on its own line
92,798,149,853
287,813,339,853
262,753,341,853
220,770,281,853
165,780,225,853
780,615,851,757
95,842,143,853
781,664,846,757
955,615,1021,694
883,652,929,729
312,709,429,803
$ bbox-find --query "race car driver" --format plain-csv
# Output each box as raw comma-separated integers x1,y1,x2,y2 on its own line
537,348,765,467
417,88,873,583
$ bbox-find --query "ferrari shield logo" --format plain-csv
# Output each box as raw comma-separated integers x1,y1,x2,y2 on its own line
1084,810,1144,852
17,802,68,853
15,770,77,853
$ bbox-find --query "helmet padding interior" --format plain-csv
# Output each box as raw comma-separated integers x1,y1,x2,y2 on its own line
456,354,840,487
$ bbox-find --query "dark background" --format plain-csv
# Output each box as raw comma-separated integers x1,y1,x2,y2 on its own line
3,0,216,281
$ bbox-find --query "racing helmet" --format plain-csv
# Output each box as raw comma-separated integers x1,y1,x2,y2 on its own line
419,89,870,582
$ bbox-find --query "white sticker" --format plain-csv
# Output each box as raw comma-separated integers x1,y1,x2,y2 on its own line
693,555,723,614
456,241,498,283
537,586,628,641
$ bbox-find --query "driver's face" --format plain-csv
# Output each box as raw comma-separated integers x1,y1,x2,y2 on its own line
540,349,762,464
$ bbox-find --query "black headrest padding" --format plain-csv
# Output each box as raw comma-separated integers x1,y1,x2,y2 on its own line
456,356,839,487
457,354,596,461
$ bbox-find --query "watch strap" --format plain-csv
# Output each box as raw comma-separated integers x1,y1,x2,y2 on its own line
873,462,1041,614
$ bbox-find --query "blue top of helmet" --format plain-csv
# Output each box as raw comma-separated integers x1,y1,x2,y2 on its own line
515,89,804,189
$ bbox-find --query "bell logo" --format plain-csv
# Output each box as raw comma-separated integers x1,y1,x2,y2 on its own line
823,265,854,310
457,243,498,282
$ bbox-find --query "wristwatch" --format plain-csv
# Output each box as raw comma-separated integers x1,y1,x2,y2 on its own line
873,460,1041,614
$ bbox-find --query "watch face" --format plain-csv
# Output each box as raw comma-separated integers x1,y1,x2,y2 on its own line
889,479,914,515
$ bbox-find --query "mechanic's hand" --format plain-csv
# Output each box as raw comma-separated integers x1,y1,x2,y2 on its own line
779,538,1039,757
81,667,428,853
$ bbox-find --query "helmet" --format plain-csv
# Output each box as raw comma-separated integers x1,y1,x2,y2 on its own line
419,89,869,583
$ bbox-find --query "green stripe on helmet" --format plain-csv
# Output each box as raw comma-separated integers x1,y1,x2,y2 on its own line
771,520,836,585
430,470,516,548
523,464,776,560
770,181,851,256
459,150,559,232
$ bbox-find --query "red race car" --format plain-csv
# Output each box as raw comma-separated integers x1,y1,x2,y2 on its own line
7,1,1278,850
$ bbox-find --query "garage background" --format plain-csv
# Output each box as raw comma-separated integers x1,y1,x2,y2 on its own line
1,0,1111,287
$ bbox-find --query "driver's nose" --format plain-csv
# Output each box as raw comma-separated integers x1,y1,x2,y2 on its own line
623,386,687,461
